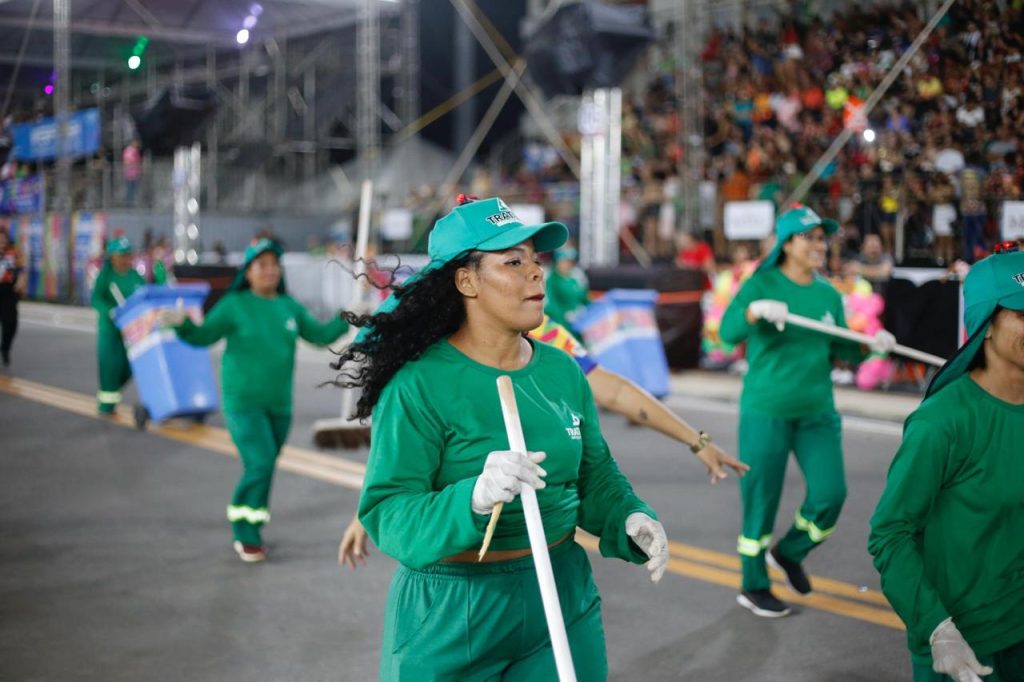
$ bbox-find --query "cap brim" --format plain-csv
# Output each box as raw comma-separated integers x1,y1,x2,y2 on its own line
1001,288,1024,312
925,322,984,398
476,221,569,254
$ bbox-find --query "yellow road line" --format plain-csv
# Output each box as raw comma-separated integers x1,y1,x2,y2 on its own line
1,375,901,630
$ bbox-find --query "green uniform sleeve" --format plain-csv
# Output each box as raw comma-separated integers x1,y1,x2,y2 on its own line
175,296,236,347
90,268,116,321
575,373,657,564
830,293,868,363
868,416,952,644
358,379,485,569
291,299,349,346
720,275,762,345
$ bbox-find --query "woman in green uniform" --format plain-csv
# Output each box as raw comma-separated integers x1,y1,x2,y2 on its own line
720,205,895,617
869,245,1024,682
334,197,668,680
91,235,146,414
544,245,590,331
163,238,348,562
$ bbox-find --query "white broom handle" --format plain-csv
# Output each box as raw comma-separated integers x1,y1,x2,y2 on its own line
783,312,946,367
109,283,126,307
496,376,576,682
353,180,372,286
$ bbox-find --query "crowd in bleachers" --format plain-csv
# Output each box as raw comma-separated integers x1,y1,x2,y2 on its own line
496,0,1024,273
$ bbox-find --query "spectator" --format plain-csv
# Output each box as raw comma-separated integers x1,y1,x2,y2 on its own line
855,234,894,293
122,140,141,206
544,245,590,332
675,230,716,289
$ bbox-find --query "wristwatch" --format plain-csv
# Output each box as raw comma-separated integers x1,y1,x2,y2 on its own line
690,431,711,454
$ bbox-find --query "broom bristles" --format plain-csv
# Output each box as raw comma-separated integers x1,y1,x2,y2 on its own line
312,420,372,450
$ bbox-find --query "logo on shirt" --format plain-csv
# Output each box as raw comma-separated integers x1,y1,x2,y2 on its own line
285,318,297,332
1013,272,1024,287
821,311,835,326
565,413,581,440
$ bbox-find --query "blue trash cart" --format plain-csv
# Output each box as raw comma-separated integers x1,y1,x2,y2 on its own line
113,283,220,429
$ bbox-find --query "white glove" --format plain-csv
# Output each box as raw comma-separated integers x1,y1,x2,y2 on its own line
870,330,897,355
625,512,668,583
748,299,788,331
156,302,187,328
930,618,993,682
471,451,547,515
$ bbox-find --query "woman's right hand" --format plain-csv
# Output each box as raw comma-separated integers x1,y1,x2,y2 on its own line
471,450,547,515
746,299,788,331
338,516,369,569
156,306,187,328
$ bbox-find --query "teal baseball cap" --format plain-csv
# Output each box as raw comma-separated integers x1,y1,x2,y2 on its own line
231,237,286,292
106,235,132,256
354,196,568,341
426,196,568,264
926,246,1024,397
757,205,839,272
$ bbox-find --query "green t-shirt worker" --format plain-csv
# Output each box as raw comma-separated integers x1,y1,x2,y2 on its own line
90,235,146,414
869,245,1024,682
334,197,669,681
163,239,348,562
544,246,590,331
721,205,896,617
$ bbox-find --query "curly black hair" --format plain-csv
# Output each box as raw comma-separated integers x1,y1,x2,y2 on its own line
331,251,483,419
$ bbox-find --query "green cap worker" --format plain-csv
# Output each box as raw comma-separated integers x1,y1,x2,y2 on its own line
333,197,668,681
544,245,590,332
91,234,146,414
869,244,1024,682
721,205,897,617
161,238,349,562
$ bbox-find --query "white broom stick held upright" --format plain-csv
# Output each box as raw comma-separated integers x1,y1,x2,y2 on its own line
492,375,577,682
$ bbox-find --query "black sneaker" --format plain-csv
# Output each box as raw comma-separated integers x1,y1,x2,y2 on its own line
737,589,792,618
767,546,813,595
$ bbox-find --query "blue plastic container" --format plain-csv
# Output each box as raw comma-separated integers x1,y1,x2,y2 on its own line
575,288,671,398
113,283,219,423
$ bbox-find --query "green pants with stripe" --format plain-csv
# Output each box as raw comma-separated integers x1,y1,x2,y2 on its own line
96,328,132,413
381,539,606,681
736,410,846,592
224,409,291,546
912,637,1024,681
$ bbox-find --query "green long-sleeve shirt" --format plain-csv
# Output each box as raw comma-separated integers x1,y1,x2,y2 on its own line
868,375,1024,664
358,338,656,570
175,290,348,413
91,265,145,335
720,267,863,418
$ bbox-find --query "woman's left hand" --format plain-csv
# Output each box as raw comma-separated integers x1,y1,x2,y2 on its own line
695,442,750,485
625,513,668,583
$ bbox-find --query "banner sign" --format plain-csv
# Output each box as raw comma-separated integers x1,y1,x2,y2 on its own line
0,174,45,214
10,108,101,161
724,200,775,240
72,211,107,304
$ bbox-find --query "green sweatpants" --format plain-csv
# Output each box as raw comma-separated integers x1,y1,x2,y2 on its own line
224,409,291,546
381,539,606,681
737,410,846,591
912,638,1024,681
96,328,132,413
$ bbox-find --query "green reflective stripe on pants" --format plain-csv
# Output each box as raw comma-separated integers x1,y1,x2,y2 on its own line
224,409,291,546
226,505,271,524
794,511,835,543
97,390,122,404
381,540,607,681
737,534,772,557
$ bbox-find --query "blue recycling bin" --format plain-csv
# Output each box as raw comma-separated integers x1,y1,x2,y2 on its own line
575,288,671,398
113,283,219,426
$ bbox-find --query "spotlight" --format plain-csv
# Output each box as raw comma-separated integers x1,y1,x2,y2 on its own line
236,29,250,45
128,55,141,70
249,4,263,17
243,15,257,29
43,84,54,96
862,128,876,143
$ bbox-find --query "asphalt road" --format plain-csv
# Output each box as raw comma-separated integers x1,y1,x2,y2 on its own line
0,306,914,681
